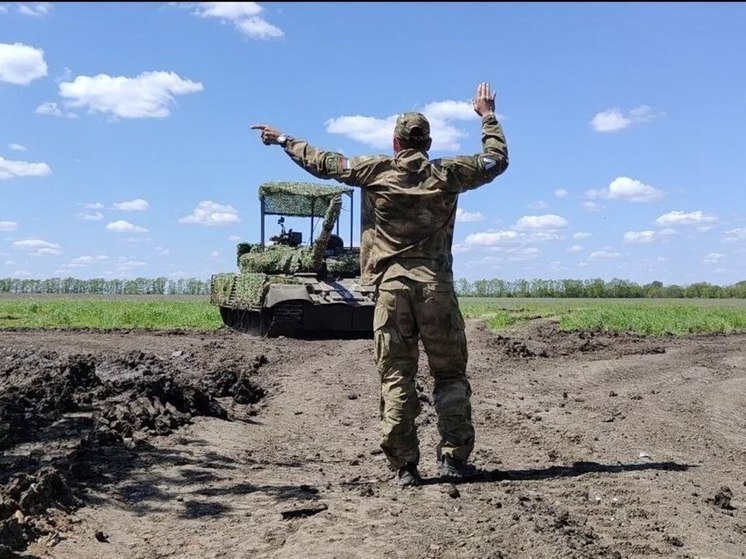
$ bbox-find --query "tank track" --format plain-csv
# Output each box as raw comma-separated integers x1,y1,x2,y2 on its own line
266,302,304,338
219,306,264,336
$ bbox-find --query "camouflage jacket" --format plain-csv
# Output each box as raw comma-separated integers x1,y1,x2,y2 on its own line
282,113,509,286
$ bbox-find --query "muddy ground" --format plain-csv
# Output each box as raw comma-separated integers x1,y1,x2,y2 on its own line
0,321,744,559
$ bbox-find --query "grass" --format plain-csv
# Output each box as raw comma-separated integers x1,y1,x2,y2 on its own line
0,297,222,330
1,296,746,335
458,298,746,336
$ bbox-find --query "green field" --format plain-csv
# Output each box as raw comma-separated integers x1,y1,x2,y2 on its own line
459,297,746,335
0,296,222,331
1,296,746,335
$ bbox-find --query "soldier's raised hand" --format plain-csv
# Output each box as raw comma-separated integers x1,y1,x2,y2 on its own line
472,82,496,117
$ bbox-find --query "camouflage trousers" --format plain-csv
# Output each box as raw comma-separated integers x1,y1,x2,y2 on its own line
374,278,474,469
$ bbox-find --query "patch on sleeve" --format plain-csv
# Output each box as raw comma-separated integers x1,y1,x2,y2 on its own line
326,154,349,174
480,156,497,170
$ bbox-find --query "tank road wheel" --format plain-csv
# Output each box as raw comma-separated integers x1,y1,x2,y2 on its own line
219,307,264,336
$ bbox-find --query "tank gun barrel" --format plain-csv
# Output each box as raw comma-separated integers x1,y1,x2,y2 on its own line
310,194,342,270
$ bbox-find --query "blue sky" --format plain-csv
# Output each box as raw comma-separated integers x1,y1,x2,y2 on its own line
1,2,745,284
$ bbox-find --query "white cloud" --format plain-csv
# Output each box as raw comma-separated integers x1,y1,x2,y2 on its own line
583,200,604,212
208,250,221,261
654,210,717,227
228,235,241,242
116,257,147,269
0,156,52,179
590,105,663,133
179,201,240,226
724,228,746,242
83,202,104,209
573,232,591,240
235,16,284,39
515,214,568,231
587,176,664,203
34,101,77,118
623,230,657,243
10,270,31,277
455,208,484,223
629,183,666,202
657,256,668,263
13,238,61,256
55,67,72,83
33,249,59,257
114,198,150,211
325,115,397,150
0,42,47,85
554,188,568,198
0,5,6,13
187,2,263,18
58,71,203,119
590,109,629,133
69,255,108,267
0,221,18,231
528,200,548,210
7,143,26,152
76,212,103,221
325,99,482,152
531,232,562,241
589,250,621,259
464,230,518,246
4,260,17,265
35,101,59,115
16,3,52,17
567,245,583,252
181,2,284,40
703,252,724,264
154,246,171,255
106,220,148,233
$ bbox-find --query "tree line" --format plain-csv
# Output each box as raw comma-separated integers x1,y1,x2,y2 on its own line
0,277,210,295
455,278,746,298
1,276,746,298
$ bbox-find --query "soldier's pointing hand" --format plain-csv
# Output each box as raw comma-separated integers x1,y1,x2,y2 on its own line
250,124,284,146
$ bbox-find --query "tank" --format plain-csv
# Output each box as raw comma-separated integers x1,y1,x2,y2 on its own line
209,181,375,338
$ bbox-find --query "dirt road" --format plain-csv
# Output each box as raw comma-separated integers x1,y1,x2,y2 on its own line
1,322,744,558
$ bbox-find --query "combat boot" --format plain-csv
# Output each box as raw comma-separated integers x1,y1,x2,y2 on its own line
396,463,422,487
439,456,478,481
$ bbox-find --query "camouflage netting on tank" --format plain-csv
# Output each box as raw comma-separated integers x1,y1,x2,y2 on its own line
210,273,236,306
239,246,318,275
326,252,361,276
237,242,261,257
233,273,269,307
210,273,271,307
259,181,353,217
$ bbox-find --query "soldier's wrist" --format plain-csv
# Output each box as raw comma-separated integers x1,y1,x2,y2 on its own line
277,134,289,147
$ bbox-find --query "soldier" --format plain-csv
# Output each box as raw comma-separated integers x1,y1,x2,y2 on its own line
251,82,509,486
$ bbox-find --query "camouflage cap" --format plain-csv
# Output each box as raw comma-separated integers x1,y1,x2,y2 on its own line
394,112,430,142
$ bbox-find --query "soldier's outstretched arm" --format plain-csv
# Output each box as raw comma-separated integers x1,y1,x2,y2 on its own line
250,124,382,188
438,82,509,192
